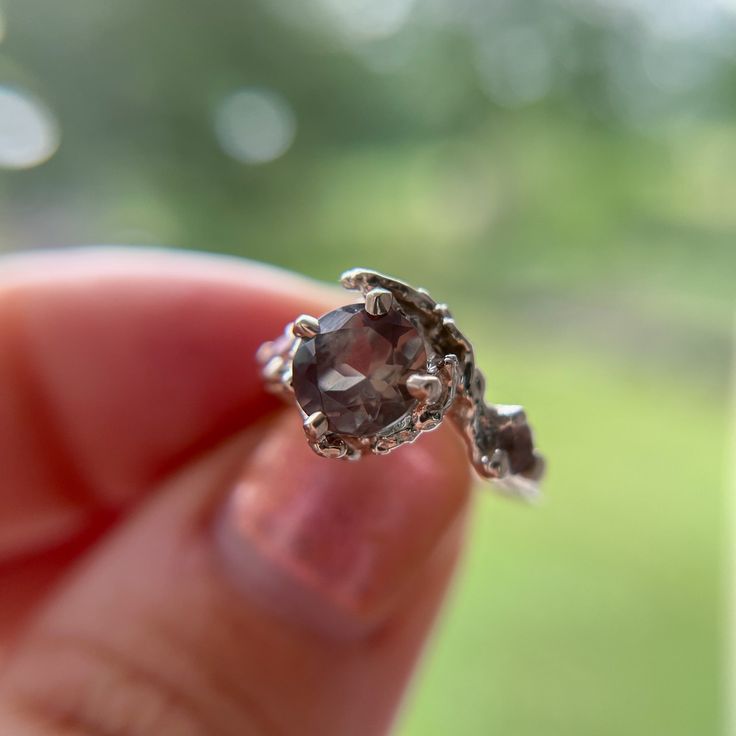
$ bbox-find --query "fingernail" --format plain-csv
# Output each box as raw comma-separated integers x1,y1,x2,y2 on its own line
217,413,470,638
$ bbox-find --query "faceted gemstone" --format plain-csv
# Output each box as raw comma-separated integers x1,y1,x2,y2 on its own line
292,303,427,436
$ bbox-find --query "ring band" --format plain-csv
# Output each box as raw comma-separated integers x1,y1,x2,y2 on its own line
257,268,544,500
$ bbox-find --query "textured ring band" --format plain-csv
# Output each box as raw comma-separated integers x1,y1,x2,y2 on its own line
257,268,544,500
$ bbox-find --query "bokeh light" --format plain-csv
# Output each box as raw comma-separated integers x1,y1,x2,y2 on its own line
317,0,415,42
214,87,296,165
0,86,60,170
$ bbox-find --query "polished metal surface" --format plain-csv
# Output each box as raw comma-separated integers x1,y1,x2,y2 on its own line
364,287,393,317
292,314,320,338
303,410,329,441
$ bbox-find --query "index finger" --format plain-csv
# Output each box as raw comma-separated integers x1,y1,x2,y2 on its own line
0,247,334,561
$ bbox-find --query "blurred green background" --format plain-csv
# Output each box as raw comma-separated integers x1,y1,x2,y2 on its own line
0,0,732,733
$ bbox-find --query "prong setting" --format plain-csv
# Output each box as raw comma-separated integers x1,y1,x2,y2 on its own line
406,373,443,404
303,411,329,441
262,356,284,383
364,287,393,317
292,315,320,338
258,268,543,500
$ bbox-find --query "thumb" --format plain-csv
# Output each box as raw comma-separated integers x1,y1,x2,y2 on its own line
0,412,471,736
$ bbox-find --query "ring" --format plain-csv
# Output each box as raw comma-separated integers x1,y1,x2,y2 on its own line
257,268,545,500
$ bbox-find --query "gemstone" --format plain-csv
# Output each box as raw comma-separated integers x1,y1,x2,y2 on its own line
292,303,427,436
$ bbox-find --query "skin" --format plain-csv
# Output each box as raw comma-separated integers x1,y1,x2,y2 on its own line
0,248,473,736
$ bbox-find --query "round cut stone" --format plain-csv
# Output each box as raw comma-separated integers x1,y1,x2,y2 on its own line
292,303,427,436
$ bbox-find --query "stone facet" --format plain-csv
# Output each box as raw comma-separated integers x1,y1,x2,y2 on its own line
292,303,427,436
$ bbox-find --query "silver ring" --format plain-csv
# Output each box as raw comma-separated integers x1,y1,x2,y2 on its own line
257,268,544,500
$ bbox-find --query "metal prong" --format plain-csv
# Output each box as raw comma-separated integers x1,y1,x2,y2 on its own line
303,411,328,441
255,341,275,365
364,287,393,317
292,314,320,338
406,373,443,404
261,356,284,382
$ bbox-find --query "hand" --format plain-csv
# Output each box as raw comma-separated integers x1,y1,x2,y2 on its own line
0,248,472,736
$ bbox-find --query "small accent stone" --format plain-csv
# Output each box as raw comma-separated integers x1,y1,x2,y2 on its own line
498,421,536,476
292,303,427,436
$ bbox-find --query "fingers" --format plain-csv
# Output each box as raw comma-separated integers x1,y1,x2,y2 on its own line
0,413,472,736
0,248,335,562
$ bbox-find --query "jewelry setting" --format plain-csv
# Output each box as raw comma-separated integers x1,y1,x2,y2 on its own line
257,268,544,500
